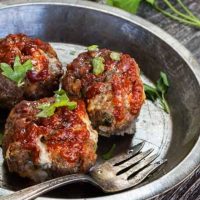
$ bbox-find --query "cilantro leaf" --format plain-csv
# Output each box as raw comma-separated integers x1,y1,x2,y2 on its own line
37,89,77,118
37,105,56,118
92,56,105,75
110,51,121,61
37,103,51,109
106,0,142,14
145,0,200,29
144,83,158,102
145,0,155,6
54,89,70,103
144,72,170,113
0,63,14,77
65,101,77,110
0,56,33,87
156,72,169,96
87,45,99,51
102,144,116,160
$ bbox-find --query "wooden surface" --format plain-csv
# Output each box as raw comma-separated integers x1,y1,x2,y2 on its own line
138,1,200,199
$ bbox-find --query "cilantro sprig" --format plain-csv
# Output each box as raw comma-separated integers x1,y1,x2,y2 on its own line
144,72,170,113
92,56,105,75
110,51,121,61
146,0,200,28
87,45,99,52
106,0,200,28
107,0,142,14
37,89,77,118
0,56,33,87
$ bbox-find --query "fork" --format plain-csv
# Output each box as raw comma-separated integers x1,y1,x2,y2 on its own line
1,142,166,200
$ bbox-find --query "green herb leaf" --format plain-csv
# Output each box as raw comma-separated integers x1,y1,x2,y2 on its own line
144,83,158,102
0,56,33,87
65,101,77,110
54,89,70,103
106,0,142,14
102,144,116,160
144,72,170,113
145,0,155,6
92,56,105,75
160,95,170,114
145,0,200,28
37,103,51,109
37,89,77,118
107,0,114,6
110,51,121,61
37,105,56,118
87,45,99,51
156,71,169,94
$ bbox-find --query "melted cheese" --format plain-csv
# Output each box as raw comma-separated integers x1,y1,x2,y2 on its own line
36,136,52,167
81,115,98,144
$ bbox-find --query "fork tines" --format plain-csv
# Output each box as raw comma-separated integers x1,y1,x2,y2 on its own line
108,142,166,187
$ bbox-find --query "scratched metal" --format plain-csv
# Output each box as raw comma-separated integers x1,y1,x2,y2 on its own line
0,1,199,200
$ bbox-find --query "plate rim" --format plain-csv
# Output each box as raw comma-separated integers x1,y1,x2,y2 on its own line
0,0,199,200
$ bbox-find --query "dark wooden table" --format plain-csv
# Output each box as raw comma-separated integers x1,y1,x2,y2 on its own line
115,0,200,200
139,1,200,199
94,0,200,199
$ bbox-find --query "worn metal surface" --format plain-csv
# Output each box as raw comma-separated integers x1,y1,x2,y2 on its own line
138,1,200,199
1,143,167,200
0,0,199,199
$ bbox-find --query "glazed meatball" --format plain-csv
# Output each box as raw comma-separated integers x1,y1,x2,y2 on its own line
0,33,63,109
2,98,98,182
62,48,145,136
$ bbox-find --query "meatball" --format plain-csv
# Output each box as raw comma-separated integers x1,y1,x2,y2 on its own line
0,33,63,109
2,98,98,182
62,48,145,136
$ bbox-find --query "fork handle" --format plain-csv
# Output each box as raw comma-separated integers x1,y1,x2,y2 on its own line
0,174,91,200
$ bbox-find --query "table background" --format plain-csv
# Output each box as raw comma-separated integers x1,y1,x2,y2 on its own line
94,0,200,199
139,1,200,199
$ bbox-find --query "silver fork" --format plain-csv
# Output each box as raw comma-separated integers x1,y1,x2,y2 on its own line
1,142,166,200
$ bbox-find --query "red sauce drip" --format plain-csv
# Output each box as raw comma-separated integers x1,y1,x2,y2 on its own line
112,75,125,122
13,99,90,164
130,80,144,115
86,82,104,99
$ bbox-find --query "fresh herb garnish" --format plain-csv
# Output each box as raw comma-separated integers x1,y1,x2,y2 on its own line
0,56,32,87
37,89,77,118
92,56,105,75
37,104,56,118
110,51,121,61
102,144,116,160
107,0,142,14
144,72,170,113
106,0,200,28
146,0,200,28
87,45,99,52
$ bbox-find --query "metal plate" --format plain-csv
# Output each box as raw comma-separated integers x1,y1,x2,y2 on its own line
0,1,199,200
